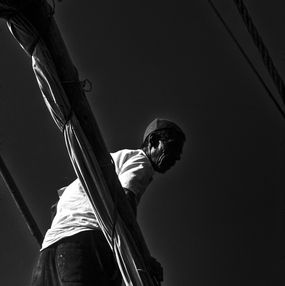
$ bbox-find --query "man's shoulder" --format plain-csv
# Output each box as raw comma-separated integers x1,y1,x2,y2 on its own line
111,149,147,160
111,149,152,171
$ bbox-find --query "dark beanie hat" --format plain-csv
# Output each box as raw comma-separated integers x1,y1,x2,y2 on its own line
143,118,185,142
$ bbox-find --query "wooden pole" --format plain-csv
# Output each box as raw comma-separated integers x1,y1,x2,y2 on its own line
0,1,157,284
0,154,43,246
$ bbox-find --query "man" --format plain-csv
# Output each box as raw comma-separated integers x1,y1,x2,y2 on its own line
31,118,185,286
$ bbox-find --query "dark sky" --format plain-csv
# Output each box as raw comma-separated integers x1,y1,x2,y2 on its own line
0,1,285,285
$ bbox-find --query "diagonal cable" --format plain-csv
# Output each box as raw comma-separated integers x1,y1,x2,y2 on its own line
208,0,285,120
233,0,285,105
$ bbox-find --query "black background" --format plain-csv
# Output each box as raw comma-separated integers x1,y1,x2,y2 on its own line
0,1,285,285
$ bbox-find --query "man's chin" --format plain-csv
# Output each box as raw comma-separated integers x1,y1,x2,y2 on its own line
156,164,172,174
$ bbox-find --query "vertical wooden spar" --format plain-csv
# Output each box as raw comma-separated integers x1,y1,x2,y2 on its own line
0,1,158,285
0,154,43,246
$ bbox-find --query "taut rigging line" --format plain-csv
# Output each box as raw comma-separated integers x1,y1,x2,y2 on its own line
208,0,285,120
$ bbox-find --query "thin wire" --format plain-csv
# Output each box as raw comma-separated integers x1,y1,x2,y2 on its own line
208,0,285,120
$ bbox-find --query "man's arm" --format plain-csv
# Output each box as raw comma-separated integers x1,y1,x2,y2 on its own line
124,188,137,217
122,188,163,285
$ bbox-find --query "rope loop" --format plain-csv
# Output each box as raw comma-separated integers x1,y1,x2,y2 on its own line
81,79,93,92
62,79,93,93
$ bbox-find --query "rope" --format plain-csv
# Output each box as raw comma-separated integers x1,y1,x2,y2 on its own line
29,1,55,56
208,0,285,120
61,79,93,132
209,0,285,262
81,79,93,92
6,0,56,56
233,0,285,105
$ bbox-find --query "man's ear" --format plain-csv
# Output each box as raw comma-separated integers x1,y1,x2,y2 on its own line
149,133,159,148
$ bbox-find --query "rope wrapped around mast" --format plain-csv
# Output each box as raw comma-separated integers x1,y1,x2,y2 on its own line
0,1,158,285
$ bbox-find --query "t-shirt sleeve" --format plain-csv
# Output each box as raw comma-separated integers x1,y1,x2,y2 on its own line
117,152,153,202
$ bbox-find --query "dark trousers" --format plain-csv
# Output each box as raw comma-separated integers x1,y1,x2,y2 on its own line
31,230,122,286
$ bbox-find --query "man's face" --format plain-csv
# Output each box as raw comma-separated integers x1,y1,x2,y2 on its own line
151,137,184,173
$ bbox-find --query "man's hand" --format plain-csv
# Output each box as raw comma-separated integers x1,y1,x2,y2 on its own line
148,256,163,285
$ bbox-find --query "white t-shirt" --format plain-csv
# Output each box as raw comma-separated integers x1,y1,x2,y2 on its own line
41,149,154,250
